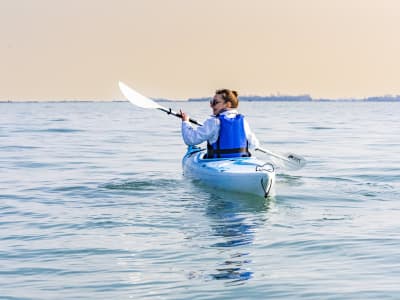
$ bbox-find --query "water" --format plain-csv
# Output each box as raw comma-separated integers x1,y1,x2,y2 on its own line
1,101,400,299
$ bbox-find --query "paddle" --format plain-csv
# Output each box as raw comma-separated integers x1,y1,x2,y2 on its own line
256,147,306,171
119,81,202,126
119,81,306,170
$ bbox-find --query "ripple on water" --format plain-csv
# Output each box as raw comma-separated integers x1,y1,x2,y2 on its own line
101,178,182,192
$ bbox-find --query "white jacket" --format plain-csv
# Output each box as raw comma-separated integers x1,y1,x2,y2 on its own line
181,109,260,150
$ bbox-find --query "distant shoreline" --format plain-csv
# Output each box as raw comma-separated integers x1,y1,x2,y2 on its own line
187,94,400,102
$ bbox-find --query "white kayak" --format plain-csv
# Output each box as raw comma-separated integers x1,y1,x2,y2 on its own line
182,146,276,198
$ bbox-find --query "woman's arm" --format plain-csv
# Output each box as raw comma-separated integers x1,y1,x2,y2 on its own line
244,119,260,150
181,116,219,146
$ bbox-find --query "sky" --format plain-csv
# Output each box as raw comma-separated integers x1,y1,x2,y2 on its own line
1,0,400,101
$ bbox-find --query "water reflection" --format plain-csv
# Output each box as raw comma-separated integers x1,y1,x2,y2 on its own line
206,191,273,285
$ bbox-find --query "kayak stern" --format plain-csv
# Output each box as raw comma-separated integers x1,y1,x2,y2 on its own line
182,147,275,198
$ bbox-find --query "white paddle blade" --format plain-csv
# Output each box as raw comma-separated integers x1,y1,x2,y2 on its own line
285,152,307,170
256,147,306,171
269,155,304,171
119,81,163,109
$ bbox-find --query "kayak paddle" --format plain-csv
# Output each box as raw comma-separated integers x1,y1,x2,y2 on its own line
119,81,202,126
119,81,306,170
256,147,306,170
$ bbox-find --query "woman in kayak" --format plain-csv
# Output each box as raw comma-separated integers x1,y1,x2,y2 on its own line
180,89,260,158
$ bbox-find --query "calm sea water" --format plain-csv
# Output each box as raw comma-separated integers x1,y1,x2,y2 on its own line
1,101,400,299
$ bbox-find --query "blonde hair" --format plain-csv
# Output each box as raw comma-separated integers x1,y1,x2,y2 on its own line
215,89,239,108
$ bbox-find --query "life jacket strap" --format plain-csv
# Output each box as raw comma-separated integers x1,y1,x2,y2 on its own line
207,143,250,158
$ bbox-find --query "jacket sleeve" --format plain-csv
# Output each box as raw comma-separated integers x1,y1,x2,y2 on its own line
243,119,260,150
181,117,219,146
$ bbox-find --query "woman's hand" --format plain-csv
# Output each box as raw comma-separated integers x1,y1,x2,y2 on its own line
180,109,189,122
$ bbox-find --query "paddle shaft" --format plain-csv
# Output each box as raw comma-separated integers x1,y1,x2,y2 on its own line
158,107,203,126
256,147,291,163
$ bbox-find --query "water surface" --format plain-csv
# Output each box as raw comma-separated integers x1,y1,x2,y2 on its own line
1,101,400,299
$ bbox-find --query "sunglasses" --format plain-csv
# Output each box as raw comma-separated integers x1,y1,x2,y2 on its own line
210,99,224,106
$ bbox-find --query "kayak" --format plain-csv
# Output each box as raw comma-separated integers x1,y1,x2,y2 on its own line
182,146,276,198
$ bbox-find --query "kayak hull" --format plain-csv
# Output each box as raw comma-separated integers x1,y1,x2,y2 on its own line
182,147,275,198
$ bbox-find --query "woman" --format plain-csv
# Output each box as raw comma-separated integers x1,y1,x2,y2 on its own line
180,89,260,158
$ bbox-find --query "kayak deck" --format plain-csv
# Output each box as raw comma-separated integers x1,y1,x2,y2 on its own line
182,147,276,198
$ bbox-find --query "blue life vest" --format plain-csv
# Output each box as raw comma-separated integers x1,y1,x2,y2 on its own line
207,114,250,158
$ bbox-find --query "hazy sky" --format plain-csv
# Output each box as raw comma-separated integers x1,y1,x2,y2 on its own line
1,0,400,100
